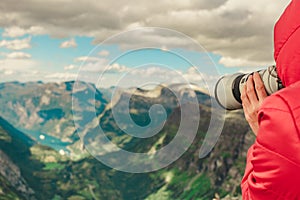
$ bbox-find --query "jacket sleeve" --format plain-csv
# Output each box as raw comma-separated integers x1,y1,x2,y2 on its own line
241,95,300,200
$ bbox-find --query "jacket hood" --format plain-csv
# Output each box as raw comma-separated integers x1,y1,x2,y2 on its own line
274,0,300,87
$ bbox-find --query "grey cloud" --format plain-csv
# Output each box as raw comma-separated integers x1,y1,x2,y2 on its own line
0,0,290,67
97,28,201,52
190,0,229,10
0,0,123,38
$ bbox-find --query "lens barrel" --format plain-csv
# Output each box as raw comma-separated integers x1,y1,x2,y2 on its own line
215,66,283,110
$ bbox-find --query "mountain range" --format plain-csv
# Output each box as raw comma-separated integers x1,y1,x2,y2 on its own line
0,81,254,200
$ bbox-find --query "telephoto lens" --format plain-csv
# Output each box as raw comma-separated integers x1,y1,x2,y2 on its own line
215,65,283,110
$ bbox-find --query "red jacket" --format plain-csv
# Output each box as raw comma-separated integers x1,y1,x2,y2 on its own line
241,0,300,199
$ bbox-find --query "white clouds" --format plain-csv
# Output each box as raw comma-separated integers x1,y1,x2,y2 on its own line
6,52,31,59
60,38,77,48
129,66,176,78
0,37,31,50
219,56,273,67
127,66,202,84
0,51,36,80
81,61,129,73
75,56,102,63
75,56,108,72
0,58,36,71
3,70,14,75
72,55,129,73
183,67,218,86
61,59,217,88
111,66,183,88
0,0,290,67
98,50,110,57
124,66,218,89
2,26,45,38
0,57,38,79
64,64,77,70
46,72,78,80
105,63,129,73
182,67,204,83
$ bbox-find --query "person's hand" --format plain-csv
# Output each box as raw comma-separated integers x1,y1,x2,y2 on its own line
241,72,268,136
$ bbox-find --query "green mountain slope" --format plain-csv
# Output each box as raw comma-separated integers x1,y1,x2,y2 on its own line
0,81,255,199
76,85,255,199
0,81,107,158
0,117,36,199
0,117,165,200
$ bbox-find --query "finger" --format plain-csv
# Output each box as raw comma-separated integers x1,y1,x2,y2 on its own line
241,84,252,122
253,72,268,101
241,83,249,104
246,75,258,104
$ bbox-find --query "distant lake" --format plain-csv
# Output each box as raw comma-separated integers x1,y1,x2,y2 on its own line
19,128,71,154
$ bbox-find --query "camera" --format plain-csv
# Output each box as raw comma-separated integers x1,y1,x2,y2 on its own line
215,65,283,110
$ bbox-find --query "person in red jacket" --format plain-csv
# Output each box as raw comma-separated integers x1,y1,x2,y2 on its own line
240,0,300,199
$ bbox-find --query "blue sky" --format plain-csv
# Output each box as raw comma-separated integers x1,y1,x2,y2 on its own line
0,29,262,88
0,0,289,88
